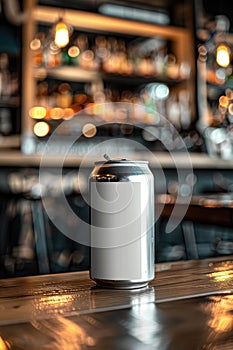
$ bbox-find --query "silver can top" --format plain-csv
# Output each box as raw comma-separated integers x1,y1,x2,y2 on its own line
94,158,149,166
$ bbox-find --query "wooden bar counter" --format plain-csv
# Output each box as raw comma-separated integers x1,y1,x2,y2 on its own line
0,256,233,349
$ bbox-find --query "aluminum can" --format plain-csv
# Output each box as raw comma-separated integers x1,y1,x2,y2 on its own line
89,159,154,289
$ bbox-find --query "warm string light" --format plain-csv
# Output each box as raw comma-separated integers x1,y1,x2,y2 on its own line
33,121,50,137
216,44,231,67
54,19,70,48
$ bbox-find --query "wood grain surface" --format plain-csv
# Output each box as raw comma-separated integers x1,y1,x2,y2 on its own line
0,256,233,349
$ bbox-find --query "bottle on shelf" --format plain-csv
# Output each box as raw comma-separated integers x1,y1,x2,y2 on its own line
0,53,20,136
0,53,11,98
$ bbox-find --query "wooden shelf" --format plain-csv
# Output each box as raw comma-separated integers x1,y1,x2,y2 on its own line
0,150,232,168
0,135,20,149
34,66,187,87
34,66,100,82
0,96,20,108
32,5,189,41
207,79,233,92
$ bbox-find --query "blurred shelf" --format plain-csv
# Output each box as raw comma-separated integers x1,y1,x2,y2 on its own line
34,66,187,86
0,150,232,168
32,5,189,40
34,66,100,83
0,135,20,149
101,72,186,86
207,78,233,92
0,96,20,108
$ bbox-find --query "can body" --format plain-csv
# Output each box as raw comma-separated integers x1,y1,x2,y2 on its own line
89,159,154,289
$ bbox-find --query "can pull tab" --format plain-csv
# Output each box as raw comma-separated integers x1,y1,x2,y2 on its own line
103,153,111,161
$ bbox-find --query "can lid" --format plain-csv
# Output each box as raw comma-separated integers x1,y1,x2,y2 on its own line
94,154,149,165
94,159,149,165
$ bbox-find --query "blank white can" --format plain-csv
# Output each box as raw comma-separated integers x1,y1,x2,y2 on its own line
89,159,155,289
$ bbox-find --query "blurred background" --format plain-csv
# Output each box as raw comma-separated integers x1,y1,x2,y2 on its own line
1,0,233,278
